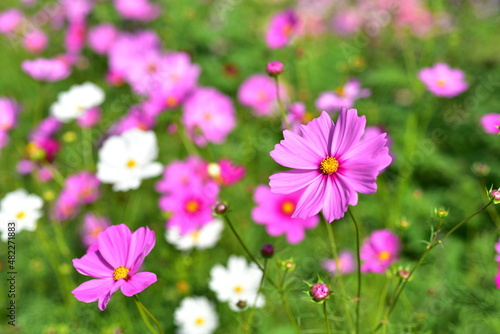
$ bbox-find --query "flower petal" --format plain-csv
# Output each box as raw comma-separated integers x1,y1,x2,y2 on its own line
73,250,114,278
121,272,157,297
97,224,131,268
269,170,321,194
126,227,156,274
292,176,326,219
331,108,366,157
298,111,335,156
270,130,323,169
72,278,115,304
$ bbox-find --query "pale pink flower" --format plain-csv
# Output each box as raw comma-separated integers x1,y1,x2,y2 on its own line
265,9,300,49
360,229,401,273
480,113,500,134
238,74,288,116
418,63,468,97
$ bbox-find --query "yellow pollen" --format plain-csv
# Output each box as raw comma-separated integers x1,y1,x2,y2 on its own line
76,105,85,111
194,317,205,326
335,86,346,97
436,79,446,87
281,201,295,215
166,96,178,107
282,23,293,35
378,251,390,261
147,63,157,73
126,160,136,168
234,285,243,293
191,230,200,242
186,200,200,213
320,157,339,174
203,112,212,121
113,266,130,280
91,227,102,238
16,211,26,220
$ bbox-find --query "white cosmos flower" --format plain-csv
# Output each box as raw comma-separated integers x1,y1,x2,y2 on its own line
174,296,219,334
166,218,223,251
97,129,163,191
50,82,104,122
0,189,43,241
209,255,265,312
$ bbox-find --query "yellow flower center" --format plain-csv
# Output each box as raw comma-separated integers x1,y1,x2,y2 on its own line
166,96,178,107
282,23,293,36
234,285,243,293
320,157,339,174
113,266,130,281
126,159,136,168
335,86,346,97
185,200,200,213
378,251,390,261
281,201,295,215
16,211,26,220
191,230,200,242
203,112,212,121
91,227,102,238
436,79,446,87
195,317,205,326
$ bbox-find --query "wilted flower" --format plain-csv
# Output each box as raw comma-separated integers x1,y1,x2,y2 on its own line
269,109,392,222
72,224,157,310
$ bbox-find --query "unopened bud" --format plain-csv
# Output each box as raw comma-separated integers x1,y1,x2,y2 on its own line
434,207,449,218
236,300,247,309
214,203,227,214
310,283,330,302
266,61,284,76
398,269,410,280
284,260,295,271
261,244,274,258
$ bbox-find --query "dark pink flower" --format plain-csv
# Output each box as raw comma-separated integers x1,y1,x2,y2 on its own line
22,30,48,53
77,107,101,128
360,229,401,273
480,113,500,134
269,109,391,222
88,23,118,55
252,185,318,244
238,74,288,116
65,21,87,54
0,98,21,131
0,9,23,34
265,9,300,49
72,224,157,310
207,159,246,186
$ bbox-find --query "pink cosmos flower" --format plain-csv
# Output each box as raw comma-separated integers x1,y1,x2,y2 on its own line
252,185,319,244
418,63,468,97
114,0,161,22
77,107,101,128
72,224,157,310
65,171,101,205
331,9,363,36
64,0,93,23
36,166,54,183
22,30,48,53
286,102,312,132
22,57,71,82
53,191,80,221
269,109,392,222
88,24,118,55
182,87,236,146
480,113,500,134
65,21,86,54
360,229,401,274
315,79,371,112
29,116,61,142
81,213,111,250
322,250,356,275
0,98,21,131
238,74,288,116
207,159,246,186
265,9,300,49
495,237,500,262
17,159,35,175
160,180,219,234
155,156,209,194
495,264,500,289
0,9,23,34
109,105,157,135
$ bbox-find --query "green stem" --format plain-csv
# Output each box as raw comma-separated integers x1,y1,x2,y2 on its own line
323,302,331,334
247,259,268,333
348,207,362,334
280,291,301,334
274,77,290,130
375,200,493,331
82,127,94,171
133,295,164,334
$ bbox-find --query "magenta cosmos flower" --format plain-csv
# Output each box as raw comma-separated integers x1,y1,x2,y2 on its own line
480,113,500,134
238,74,288,116
418,63,468,97
72,224,157,310
360,229,400,274
269,109,391,222
252,185,318,244
265,9,300,49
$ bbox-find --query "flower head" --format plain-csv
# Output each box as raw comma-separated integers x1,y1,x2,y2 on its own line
238,74,288,116
209,256,264,312
480,113,500,134
265,9,300,49
174,296,219,334
315,79,371,113
360,229,401,273
97,129,163,191
81,213,111,250
418,63,468,97
50,82,105,122
0,189,43,241
166,218,224,251
322,250,356,275
22,57,71,82
266,61,284,76
72,224,157,310
0,98,21,131
252,185,319,244
310,283,330,302
269,109,392,222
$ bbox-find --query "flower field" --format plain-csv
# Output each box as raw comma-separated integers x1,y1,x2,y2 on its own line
1,0,500,333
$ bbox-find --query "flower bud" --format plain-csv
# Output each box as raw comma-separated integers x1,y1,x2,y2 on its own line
214,203,227,214
266,61,284,76
472,162,490,176
236,300,247,309
490,188,500,204
310,283,330,302
261,244,274,258
284,260,295,271
398,269,410,280
434,207,449,218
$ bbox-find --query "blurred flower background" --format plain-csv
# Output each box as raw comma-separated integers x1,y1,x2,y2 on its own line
1,0,500,333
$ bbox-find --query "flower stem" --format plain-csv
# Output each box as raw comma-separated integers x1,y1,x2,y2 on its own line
274,77,290,130
133,295,164,334
374,200,493,331
323,302,331,334
348,207,362,334
246,259,268,333
280,287,301,334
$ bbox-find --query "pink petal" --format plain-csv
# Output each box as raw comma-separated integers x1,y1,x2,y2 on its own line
321,176,350,222
121,272,157,297
269,170,321,194
331,108,366,157
126,227,156,274
72,278,115,304
98,224,132,269
298,111,334,156
73,251,114,278
98,280,123,311
292,176,326,219
270,130,323,169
